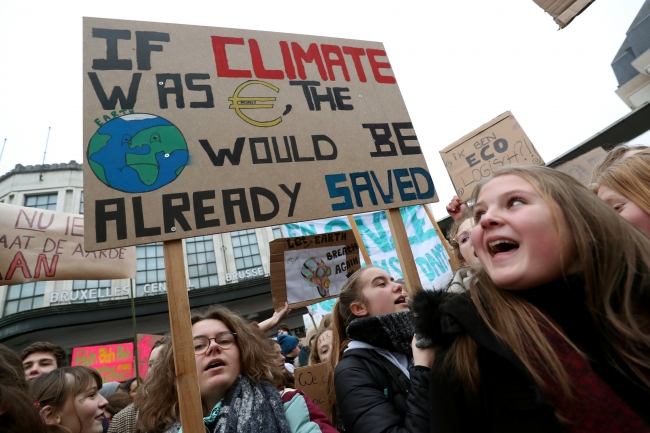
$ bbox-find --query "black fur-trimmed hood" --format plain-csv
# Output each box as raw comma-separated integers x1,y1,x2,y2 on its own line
411,289,468,349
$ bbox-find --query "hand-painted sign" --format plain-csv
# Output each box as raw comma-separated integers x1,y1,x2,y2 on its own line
83,18,437,251
270,230,360,309
72,343,133,383
294,362,330,414
137,334,164,379
0,203,136,285
439,111,544,202
282,205,453,291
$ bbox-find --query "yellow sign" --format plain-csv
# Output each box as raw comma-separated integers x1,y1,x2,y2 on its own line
228,80,282,127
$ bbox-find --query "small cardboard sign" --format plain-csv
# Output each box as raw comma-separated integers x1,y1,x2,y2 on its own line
0,203,136,285
72,342,134,383
294,362,330,414
439,111,544,202
270,230,360,310
533,0,595,28
555,146,606,186
83,18,437,252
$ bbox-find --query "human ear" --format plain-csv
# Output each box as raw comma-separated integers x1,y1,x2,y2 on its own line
350,301,368,317
39,405,61,426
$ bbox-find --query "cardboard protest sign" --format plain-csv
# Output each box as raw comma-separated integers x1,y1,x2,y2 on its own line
270,230,360,309
555,146,606,186
72,343,134,382
533,0,594,29
294,362,330,414
439,112,544,202
83,17,437,252
282,205,453,291
0,203,136,285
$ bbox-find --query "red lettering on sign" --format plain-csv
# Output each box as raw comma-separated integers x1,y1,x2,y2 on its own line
249,39,284,80
34,254,58,278
279,41,296,79
342,47,367,82
291,42,328,81
321,44,350,82
212,36,252,78
5,251,31,280
366,49,396,84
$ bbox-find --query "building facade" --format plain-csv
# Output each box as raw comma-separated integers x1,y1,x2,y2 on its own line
0,161,305,355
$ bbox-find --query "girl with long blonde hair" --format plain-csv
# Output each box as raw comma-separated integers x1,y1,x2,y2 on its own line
412,165,650,432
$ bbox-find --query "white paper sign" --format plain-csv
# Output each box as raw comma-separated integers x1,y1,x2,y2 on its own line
284,246,349,304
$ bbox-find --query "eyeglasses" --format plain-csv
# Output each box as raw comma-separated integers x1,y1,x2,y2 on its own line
193,332,237,355
454,230,471,245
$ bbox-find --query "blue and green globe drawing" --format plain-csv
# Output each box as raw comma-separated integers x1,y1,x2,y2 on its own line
88,114,189,193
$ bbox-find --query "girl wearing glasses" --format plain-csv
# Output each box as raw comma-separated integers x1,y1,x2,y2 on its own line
412,166,650,432
135,306,336,433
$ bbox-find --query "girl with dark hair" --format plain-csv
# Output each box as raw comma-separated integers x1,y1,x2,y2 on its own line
327,267,433,432
413,165,650,432
136,305,336,433
31,366,108,433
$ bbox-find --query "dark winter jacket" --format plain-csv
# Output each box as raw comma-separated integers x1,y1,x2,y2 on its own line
334,348,430,433
411,283,650,433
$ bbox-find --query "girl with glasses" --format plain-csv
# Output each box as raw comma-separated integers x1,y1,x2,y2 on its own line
135,306,336,433
413,165,650,432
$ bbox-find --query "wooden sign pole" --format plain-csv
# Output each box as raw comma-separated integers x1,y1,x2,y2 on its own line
422,204,460,272
162,239,204,433
346,215,372,265
385,208,422,293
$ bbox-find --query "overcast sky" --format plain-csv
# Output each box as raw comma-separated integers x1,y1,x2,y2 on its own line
0,0,647,218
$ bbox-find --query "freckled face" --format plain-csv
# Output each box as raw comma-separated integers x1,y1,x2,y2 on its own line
471,175,572,291
58,382,108,433
598,185,650,237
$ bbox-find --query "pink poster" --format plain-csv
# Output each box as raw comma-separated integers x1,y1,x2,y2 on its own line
72,343,133,383
136,334,164,379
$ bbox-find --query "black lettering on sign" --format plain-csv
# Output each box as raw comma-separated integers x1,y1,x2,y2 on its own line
193,191,220,229
223,189,251,225
88,73,141,110
250,187,279,222
132,197,161,237
185,74,215,108
156,74,185,109
199,138,245,166
135,31,170,70
95,198,127,243
92,28,132,70
162,193,192,233
364,123,398,157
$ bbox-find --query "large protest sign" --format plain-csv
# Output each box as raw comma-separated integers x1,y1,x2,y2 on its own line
72,342,134,383
0,203,136,285
294,362,330,414
83,17,437,252
555,146,606,186
270,230,360,309
282,205,453,291
137,334,164,378
439,112,544,202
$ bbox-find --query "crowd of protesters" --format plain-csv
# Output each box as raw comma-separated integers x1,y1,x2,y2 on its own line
1,144,650,433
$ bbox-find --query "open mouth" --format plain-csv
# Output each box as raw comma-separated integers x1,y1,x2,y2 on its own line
206,361,224,371
488,239,519,257
394,295,407,305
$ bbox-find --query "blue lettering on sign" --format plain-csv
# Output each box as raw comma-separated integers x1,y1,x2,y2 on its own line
356,212,393,253
325,167,435,212
324,220,351,232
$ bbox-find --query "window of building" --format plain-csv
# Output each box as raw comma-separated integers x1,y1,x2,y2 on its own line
24,193,57,210
186,236,218,289
136,243,166,296
272,226,284,239
79,191,84,214
3,282,45,316
231,229,263,273
69,280,111,303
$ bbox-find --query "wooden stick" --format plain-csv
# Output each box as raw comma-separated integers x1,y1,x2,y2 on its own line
307,307,318,329
385,208,422,293
163,240,203,433
346,215,371,265
422,204,459,272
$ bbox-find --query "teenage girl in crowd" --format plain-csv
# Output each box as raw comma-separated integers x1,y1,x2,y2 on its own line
412,165,650,432
592,150,650,237
328,267,434,432
136,306,335,433
589,143,648,185
31,366,109,433
445,195,481,293
309,328,333,364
